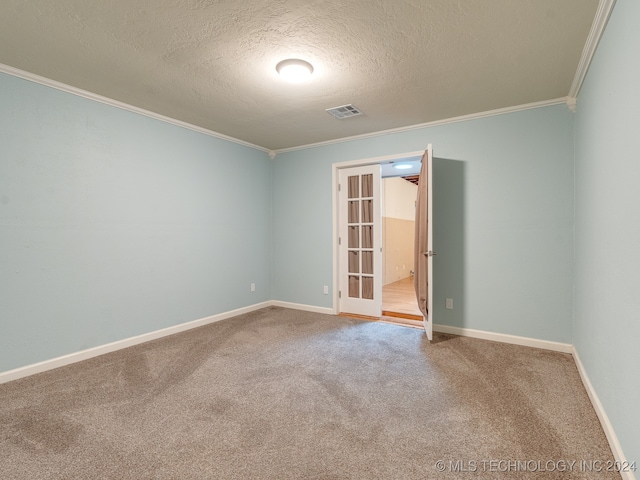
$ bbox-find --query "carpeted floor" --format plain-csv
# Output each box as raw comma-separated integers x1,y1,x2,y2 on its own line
0,307,619,479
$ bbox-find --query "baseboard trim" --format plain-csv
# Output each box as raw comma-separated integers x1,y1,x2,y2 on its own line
0,303,630,476
0,301,271,385
269,300,334,316
572,347,635,480
433,324,573,353
431,324,631,476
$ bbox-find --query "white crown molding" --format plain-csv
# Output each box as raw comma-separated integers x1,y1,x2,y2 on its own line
568,0,617,98
572,347,635,480
0,63,271,155
1,61,575,157
274,97,569,154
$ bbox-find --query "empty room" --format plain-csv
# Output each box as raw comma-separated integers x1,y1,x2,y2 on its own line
1,1,638,478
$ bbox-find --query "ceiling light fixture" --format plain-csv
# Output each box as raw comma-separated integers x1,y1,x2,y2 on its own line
393,163,413,170
276,59,314,83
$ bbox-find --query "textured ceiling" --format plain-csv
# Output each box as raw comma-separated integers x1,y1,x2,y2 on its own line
0,0,599,151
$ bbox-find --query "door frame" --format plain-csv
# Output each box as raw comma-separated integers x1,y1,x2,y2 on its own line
331,149,428,315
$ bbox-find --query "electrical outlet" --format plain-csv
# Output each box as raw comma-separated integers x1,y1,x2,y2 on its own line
251,283,256,292
323,285,329,295
446,298,453,309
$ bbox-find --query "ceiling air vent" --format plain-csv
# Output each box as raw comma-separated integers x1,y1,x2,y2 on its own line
326,104,363,119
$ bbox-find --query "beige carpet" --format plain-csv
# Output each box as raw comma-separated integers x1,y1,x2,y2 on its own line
0,307,618,479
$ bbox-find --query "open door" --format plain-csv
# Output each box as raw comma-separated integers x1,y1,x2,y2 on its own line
415,146,434,340
338,164,382,318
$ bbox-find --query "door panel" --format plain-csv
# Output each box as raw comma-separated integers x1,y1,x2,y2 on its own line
339,165,382,317
414,146,434,340
426,146,434,339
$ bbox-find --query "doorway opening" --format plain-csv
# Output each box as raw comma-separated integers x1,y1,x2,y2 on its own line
332,150,429,325
381,165,422,326
332,147,433,339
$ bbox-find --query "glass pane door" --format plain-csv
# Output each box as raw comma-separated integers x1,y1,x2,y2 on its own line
338,165,381,317
347,173,374,299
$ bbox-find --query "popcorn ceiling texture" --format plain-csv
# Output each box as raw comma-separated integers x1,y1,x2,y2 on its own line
0,1,598,149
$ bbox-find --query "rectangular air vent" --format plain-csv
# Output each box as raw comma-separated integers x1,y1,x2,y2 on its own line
326,104,363,119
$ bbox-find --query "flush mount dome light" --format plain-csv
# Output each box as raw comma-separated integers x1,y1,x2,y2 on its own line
393,163,413,170
276,59,314,83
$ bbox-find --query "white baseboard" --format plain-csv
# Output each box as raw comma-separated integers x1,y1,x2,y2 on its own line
433,324,573,353
269,300,334,316
432,323,632,477
572,347,635,480
0,301,271,385
0,301,631,479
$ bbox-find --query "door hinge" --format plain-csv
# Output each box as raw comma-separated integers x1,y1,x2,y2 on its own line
339,290,342,298
338,183,341,191
339,237,341,245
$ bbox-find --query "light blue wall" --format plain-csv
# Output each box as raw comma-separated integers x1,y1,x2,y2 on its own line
1,7,635,461
272,104,575,343
573,0,640,466
0,73,272,372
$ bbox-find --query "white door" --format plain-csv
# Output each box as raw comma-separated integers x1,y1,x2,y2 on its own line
338,164,382,318
425,146,434,339
415,146,434,340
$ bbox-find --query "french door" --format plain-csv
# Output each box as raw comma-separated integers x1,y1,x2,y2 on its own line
338,164,382,318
